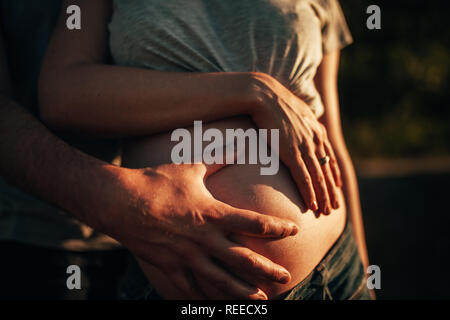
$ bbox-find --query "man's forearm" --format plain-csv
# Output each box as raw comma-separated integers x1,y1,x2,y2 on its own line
0,95,123,231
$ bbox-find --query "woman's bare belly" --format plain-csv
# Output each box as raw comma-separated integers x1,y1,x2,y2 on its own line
122,116,346,299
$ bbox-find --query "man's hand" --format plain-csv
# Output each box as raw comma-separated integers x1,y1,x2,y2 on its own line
103,162,299,300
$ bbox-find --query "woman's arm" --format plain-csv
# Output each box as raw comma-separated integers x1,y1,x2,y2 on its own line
315,51,370,269
39,0,258,137
0,23,302,299
39,0,343,215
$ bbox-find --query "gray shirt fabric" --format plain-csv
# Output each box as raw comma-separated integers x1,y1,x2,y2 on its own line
109,0,353,117
0,0,352,251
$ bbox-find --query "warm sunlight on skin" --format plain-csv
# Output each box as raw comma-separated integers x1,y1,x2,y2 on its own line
122,117,346,299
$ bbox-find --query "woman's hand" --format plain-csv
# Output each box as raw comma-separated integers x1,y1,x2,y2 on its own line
105,162,299,300
246,72,343,215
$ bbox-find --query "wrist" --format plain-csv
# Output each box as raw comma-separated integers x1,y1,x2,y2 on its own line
76,163,132,236
95,165,166,241
240,72,277,117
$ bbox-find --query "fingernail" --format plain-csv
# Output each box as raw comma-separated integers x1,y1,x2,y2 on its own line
290,224,299,236
334,199,340,209
256,290,268,300
312,201,319,211
325,206,332,215
280,273,291,284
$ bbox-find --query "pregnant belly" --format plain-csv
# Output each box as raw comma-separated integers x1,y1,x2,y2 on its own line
122,116,346,299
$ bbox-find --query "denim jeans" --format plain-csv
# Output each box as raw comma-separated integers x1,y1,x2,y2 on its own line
282,221,371,300
117,221,372,300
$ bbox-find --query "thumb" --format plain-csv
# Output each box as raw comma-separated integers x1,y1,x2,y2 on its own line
211,201,299,239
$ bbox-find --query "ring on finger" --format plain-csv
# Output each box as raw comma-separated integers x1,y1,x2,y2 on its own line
318,155,330,166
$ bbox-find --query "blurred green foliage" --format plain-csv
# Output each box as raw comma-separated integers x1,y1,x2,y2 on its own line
339,1,449,158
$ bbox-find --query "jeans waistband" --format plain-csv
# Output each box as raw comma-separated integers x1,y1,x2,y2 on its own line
283,221,366,300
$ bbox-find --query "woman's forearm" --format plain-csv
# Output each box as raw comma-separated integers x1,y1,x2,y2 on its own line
39,0,257,138
39,63,256,137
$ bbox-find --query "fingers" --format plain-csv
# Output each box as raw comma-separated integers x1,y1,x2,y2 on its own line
137,241,261,300
316,143,340,210
136,257,205,300
195,276,235,299
170,271,207,300
170,240,268,300
208,202,299,238
323,138,342,187
301,145,332,215
189,254,268,300
209,236,292,284
288,153,319,211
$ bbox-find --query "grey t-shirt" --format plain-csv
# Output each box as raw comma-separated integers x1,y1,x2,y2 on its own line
109,0,353,117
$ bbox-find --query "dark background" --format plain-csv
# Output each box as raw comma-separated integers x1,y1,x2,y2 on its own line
2,0,449,300
339,1,450,299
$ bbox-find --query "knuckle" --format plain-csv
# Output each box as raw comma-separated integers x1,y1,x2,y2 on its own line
329,155,337,164
301,175,312,188
307,149,317,159
302,144,316,159
320,124,328,136
269,265,283,280
293,151,304,166
245,254,262,270
317,174,325,185
204,205,225,224
256,218,271,236
298,138,309,151
314,130,324,144
318,140,326,151
303,138,315,152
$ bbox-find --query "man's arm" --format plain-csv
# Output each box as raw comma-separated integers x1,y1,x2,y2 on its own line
315,51,370,269
0,22,116,228
0,28,298,299
0,99,297,301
